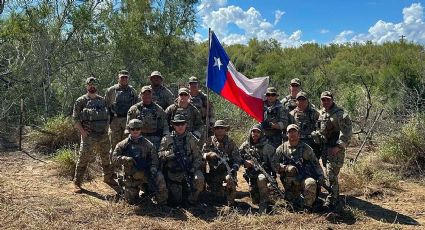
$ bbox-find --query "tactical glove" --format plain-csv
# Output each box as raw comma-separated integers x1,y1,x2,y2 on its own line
206,152,218,160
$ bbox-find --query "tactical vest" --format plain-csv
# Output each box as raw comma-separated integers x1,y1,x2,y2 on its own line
264,102,282,124
170,105,195,131
136,103,159,133
112,87,136,117
123,137,150,171
80,96,108,133
283,95,297,111
166,132,190,173
282,142,305,163
292,108,316,137
191,93,207,119
318,107,343,146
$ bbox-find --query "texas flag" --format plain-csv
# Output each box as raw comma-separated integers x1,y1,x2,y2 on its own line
207,32,269,122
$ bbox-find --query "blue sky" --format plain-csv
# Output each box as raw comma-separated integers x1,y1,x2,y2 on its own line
195,0,425,46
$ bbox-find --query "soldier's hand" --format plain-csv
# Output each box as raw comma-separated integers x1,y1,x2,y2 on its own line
278,163,287,174
207,152,218,160
121,156,133,164
244,160,254,168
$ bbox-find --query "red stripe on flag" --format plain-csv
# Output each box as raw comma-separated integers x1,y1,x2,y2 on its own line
221,71,264,122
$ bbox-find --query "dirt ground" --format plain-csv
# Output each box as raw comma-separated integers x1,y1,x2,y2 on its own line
1,146,425,230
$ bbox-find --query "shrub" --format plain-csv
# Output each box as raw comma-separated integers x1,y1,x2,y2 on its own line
27,115,79,153
52,147,77,177
378,114,425,177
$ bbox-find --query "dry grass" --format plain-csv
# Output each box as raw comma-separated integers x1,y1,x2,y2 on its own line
1,149,425,229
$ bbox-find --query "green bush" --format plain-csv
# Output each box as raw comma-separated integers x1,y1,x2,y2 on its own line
378,114,425,177
52,147,77,177
28,115,79,153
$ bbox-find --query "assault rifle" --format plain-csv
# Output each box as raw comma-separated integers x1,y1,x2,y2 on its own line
173,139,194,192
281,154,331,193
250,156,285,199
212,146,238,186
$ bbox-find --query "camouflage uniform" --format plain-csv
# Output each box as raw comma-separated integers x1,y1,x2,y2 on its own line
72,93,114,187
273,129,324,209
105,83,138,153
159,118,205,205
152,85,174,110
289,92,321,158
314,91,352,207
165,94,203,141
262,88,288,148
127,95,169,150
239,125,276,209
112,120,168,205
281,95,297,111
202,129,241,205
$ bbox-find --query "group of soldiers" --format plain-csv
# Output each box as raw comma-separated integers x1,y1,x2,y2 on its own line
72,70,352,214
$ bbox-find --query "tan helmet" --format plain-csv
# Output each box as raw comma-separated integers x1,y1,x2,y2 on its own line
127,119,143,129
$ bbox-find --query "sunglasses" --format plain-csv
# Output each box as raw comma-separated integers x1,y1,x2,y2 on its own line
297,97,307,101
179,93,189,96
266,94,277,97
130,128,141,131
173,122,186,127
214,127,226,130
290,84,300,87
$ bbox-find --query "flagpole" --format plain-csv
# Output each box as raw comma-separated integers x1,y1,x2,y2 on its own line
205,28,211,141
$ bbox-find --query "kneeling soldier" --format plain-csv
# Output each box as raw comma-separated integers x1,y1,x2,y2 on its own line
240,124,276,213
273,124,324,211
202,120,241,206
112,119,168,205
159,114,205,206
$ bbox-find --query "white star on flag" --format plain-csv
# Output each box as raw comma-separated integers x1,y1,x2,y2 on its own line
213,57,223,70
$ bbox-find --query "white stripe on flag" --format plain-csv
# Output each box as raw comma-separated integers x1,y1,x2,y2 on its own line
227,62,269,99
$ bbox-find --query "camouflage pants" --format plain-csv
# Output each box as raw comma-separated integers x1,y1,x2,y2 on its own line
166,170,205,205
245,173,269,205
205,168,237,203
123,171,168,205
322,146,345,205
109,117,127,153
282,177,317,208
74,133,114,186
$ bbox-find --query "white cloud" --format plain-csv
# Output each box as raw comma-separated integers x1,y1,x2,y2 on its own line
333,3,425,44
333,30,354,43
274,10,285,25
320,29,329,34
198,3,307,47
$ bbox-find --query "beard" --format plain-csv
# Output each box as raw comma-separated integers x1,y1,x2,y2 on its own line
88,87,97,94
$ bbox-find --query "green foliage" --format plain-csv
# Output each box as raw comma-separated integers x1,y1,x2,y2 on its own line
52,147,76,177
28,115,79,153
378,114,425,177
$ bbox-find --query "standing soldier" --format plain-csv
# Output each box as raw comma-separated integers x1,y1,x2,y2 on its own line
159,114,205,206
127,85,169,149
313,91,352,211
72,77,117,193
239,124,276,213
112,119,168,205
105,70,138,154
202,120,241,206
149,71,174,110
188,76,215,135
262,87,288,148
289,92,321,159
165,88,203,142
273,124,324,211
281,78,302,111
